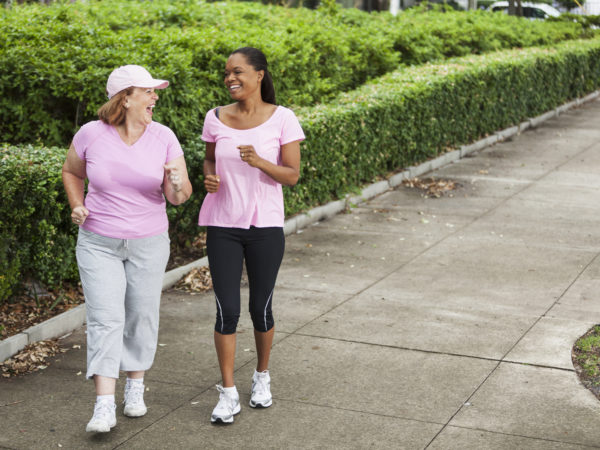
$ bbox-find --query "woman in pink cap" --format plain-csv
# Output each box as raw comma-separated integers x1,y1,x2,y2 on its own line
62,65,192,433
198,47,305,424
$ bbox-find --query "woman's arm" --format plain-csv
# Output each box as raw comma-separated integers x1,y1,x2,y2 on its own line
238,140,301,186
163,155,193,205
62,144,89,224
203,142,220,193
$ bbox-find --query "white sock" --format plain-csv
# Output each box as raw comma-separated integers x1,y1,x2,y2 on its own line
126,377,144,386
96,394,115,404
223,386,238,396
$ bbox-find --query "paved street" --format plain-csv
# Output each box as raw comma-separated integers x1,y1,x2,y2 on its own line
2,98,600,449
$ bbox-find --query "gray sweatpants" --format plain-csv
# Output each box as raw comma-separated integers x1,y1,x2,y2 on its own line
76,228,170,379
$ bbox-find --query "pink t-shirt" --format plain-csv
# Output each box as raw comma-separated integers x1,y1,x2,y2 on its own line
198,106,305,229
72,120,183,239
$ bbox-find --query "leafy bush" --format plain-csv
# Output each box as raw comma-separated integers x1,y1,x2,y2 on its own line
3,37,599,303
0,0,595,148
0,145,78,301
283,37,600,213
548,13,600,29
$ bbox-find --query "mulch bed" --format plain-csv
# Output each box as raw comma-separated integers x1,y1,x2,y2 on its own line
0,284,83,341
166,232,207,271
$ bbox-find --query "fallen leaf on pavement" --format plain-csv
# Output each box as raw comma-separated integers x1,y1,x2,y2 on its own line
174,267,213,293
403,177,460,198
0,340,66,378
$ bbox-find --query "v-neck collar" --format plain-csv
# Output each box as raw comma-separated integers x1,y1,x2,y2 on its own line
111,122,151,148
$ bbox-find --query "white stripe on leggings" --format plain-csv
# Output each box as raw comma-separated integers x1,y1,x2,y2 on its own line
215,294,224,334
264,290,273,331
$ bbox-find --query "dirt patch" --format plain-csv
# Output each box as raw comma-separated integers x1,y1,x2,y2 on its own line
167,232,207,271
0,283,83,341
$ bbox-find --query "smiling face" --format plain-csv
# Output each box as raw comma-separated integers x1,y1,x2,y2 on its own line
224,53,263,101
124,87,159,125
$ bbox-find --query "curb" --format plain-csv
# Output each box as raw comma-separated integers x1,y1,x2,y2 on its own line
1,91,598,363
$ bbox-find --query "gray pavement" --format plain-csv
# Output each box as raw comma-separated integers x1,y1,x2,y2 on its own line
2,98,600,449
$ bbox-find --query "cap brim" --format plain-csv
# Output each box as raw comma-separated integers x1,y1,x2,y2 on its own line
137,80,169,90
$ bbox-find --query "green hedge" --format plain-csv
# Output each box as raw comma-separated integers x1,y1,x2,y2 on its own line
0,145,78,300
284,38,600,212
0,0,595,147
548,13,600,29
3,37,600,303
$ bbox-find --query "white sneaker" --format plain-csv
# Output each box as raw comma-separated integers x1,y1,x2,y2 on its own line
123,381,147,417
86,400,116,433
249,370,272,408
211,385,240,424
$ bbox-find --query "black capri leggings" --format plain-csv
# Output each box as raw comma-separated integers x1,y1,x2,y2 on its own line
206,226,285,335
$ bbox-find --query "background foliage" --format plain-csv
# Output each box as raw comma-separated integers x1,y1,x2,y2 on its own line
0,0,595,147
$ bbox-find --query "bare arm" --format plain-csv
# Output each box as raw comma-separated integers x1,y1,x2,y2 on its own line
62,144,89,224
239,140,301,186
163,155,193,205
203,142,220,193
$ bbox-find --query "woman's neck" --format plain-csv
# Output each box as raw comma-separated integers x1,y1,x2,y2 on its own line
235,98,265,115
116,121,147,146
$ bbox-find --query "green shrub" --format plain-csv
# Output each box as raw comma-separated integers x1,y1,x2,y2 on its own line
0,145,79,301
548,13,600,29
0,0,595,148
284,37,600,212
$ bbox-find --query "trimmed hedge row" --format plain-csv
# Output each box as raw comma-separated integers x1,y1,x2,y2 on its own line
0,0,595,147
286,38,600,212
2,37,600,302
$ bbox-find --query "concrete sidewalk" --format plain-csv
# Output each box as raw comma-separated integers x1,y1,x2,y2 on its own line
2,98,600,449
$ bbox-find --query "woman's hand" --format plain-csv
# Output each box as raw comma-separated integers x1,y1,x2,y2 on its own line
163,156,192,205
238,145,261,168
71,205,89,226
204,174,221,193
164,163,183,192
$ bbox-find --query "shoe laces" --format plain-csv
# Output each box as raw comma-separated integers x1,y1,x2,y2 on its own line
124,382,144,405
216,385,237,410
92,401,115,422
252,372,270,396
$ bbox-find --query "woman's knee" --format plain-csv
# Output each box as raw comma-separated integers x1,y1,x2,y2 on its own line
215,313,240,334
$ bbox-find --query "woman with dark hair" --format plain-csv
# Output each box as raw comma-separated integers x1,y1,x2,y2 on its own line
62,65,192,433
198,47,305,424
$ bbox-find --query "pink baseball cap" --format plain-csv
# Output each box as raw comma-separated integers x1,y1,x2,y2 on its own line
106,65,169,99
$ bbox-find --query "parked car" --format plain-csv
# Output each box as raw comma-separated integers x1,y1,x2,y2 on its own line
488,1,561,19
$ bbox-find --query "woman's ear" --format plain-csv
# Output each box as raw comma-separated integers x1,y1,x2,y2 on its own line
257,70,264,84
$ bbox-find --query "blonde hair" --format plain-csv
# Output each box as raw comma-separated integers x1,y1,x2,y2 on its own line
97,88,133,126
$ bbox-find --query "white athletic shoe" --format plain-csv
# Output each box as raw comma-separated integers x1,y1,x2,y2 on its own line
123,381,147,417
211,385,240,424
249,370,272,408
86,400,117,433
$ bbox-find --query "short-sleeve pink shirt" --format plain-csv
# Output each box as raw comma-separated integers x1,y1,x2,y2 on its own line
198,106,305,229
72,120,183,239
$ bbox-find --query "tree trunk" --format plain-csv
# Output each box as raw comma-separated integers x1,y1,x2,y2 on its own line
508,0,516,14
